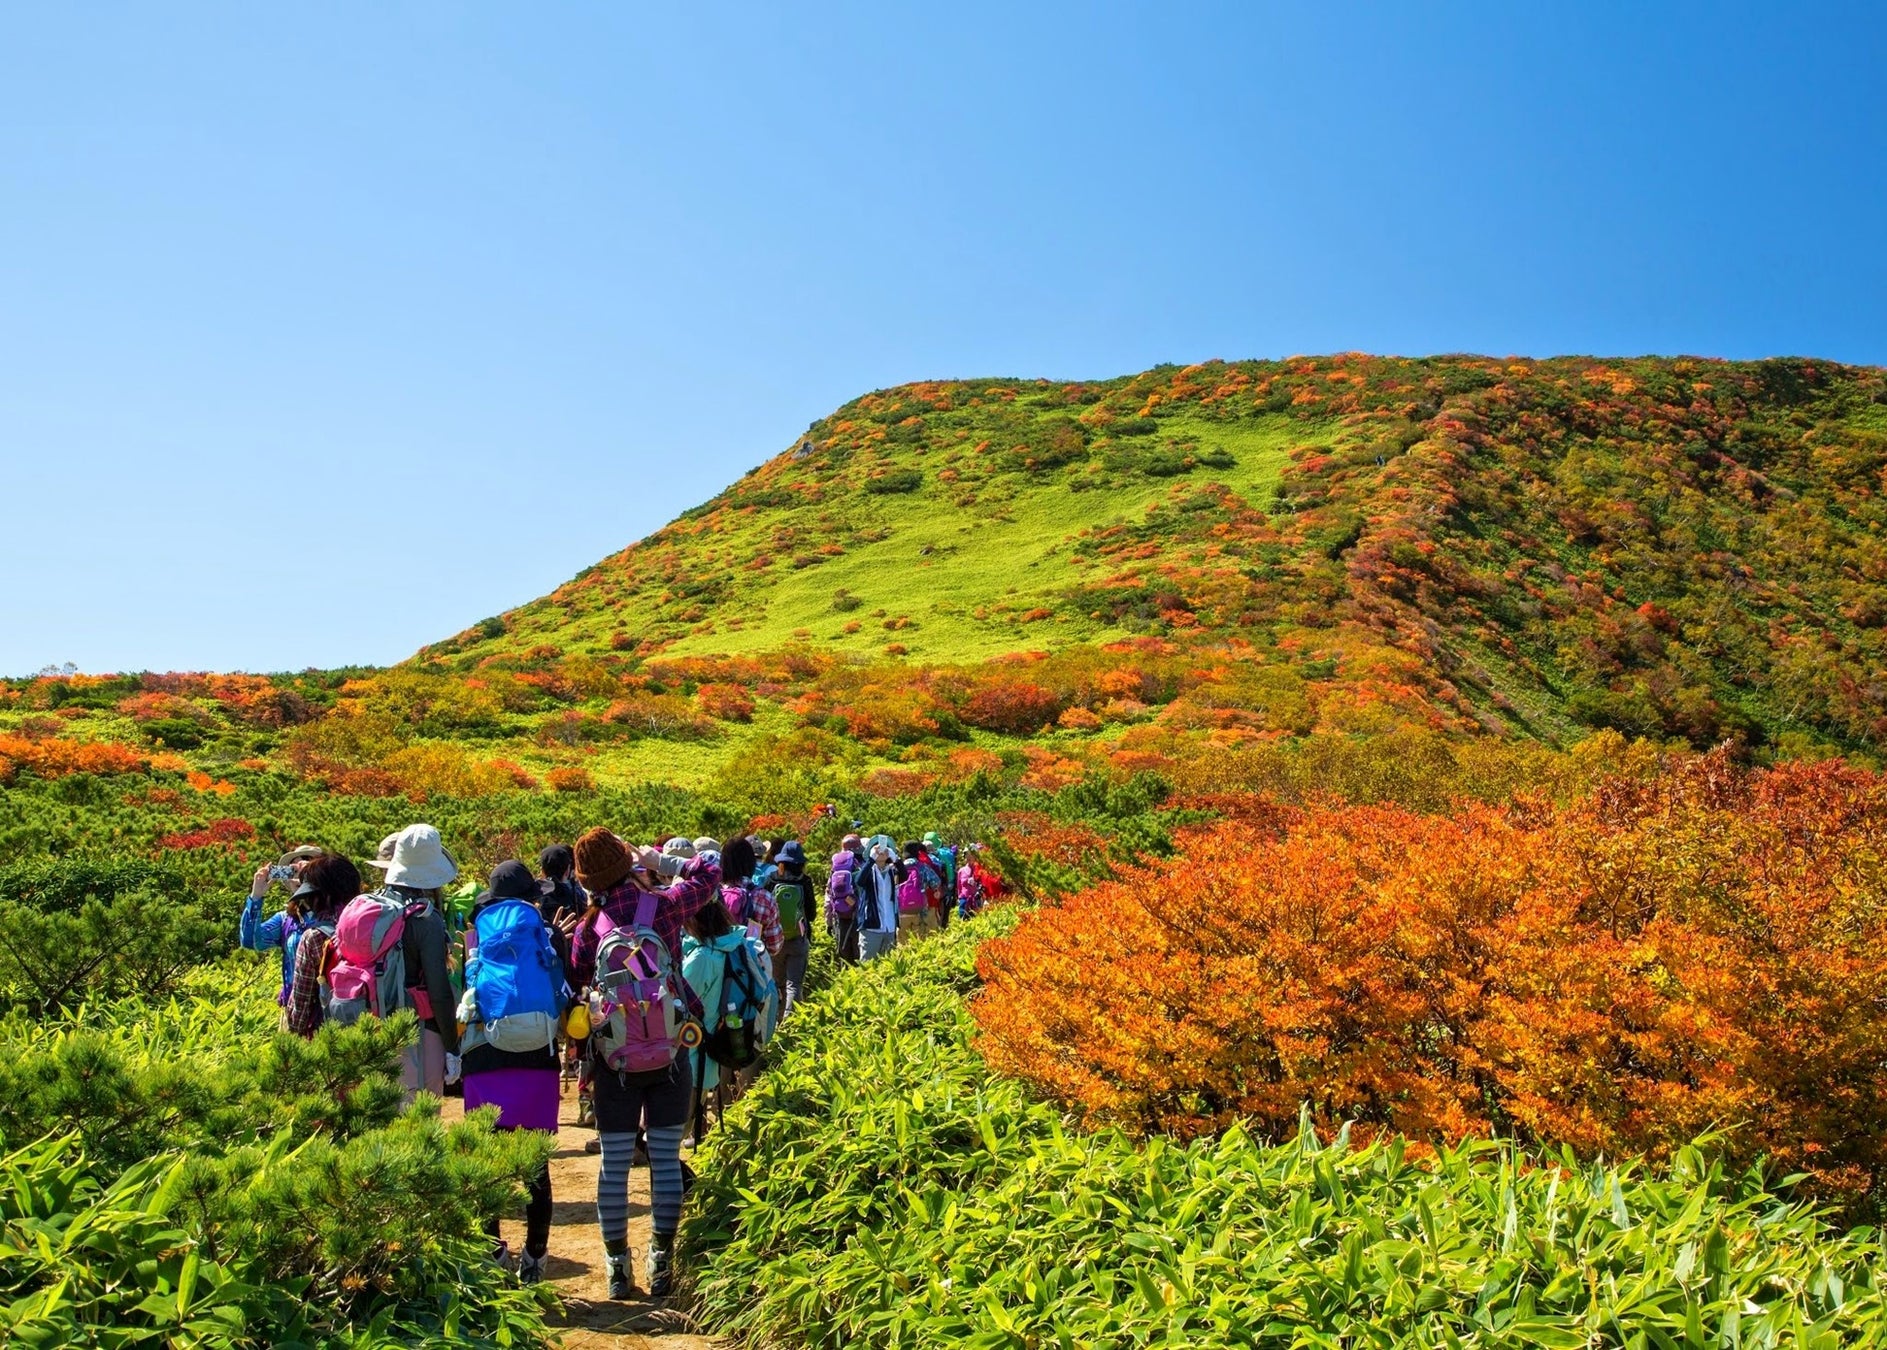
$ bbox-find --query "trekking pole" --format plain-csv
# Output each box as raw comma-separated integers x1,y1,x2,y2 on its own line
691,1049,707,1142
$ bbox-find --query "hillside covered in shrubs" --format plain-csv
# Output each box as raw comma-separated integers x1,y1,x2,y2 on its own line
8,355,1887,835
7,353,1887,1346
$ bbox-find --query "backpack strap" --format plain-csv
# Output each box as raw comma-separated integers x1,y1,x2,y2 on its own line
632,889,658,933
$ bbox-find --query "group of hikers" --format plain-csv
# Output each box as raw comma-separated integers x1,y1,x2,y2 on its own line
237,819,1000,1298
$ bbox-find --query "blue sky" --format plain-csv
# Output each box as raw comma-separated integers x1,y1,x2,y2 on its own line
3,3,1883,676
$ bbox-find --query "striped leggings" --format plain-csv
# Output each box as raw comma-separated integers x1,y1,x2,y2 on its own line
597,1125,687,1244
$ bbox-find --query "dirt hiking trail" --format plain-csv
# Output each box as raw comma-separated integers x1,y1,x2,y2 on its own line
446,1088,727,1350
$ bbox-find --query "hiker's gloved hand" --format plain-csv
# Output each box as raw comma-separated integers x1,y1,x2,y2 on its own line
639,846,684,879
444,1053,462,1086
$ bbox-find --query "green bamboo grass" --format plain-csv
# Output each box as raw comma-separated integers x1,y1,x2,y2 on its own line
684,914,1887,1348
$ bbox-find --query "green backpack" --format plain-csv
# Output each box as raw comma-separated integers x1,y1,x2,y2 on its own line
771,876,811,938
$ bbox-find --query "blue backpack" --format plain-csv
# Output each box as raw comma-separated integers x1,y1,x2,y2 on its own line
461,897,564,1053
703,938,779,1070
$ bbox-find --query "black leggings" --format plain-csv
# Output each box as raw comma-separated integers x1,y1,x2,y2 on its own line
487,1158,553,1257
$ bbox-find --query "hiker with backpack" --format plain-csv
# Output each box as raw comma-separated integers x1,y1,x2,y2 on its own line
753,837,786,891
326,824,462,1103
460,860,567,1285
719,837,784,958
923,832,958,931
536,844,587,930
856,839,904,962
536,843,588,1092
681,889,777,1141
282,852,364,1037
240,843,325,1006
569,827,722,1300
957,846,989,919
899,840,942,941
826,847,861,966
768,841,815,1016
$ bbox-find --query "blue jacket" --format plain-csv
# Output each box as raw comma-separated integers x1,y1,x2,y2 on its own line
240,895,302,1005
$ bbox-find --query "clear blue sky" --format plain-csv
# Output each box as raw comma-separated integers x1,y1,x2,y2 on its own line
4,3,1883,676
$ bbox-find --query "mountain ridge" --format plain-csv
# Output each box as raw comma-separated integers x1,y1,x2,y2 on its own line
418,353,1887,754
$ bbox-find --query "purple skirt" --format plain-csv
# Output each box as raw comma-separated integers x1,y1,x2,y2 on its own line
464,1067,561,1133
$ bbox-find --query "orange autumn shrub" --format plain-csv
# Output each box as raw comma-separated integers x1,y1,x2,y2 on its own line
974,752,1887,1205
943,746,1005,780
857,766,939,798
546,765,595,793
0,734,148,778
1019,747,1087,792
961,680,1065,734
696,682,756,723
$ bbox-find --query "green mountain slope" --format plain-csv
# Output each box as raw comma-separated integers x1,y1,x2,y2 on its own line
427,373,1343,664
423,354,1887,754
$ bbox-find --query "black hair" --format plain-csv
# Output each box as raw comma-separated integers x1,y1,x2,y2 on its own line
539,844,574,880
301,854,363,920
688,894,734,939
721,836,757,884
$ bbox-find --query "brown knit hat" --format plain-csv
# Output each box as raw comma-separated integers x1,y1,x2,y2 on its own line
574,828,635,893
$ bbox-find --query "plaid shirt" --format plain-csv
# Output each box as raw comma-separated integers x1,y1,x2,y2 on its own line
283,925,331,1037
723,881,784,954
571,855,721,1019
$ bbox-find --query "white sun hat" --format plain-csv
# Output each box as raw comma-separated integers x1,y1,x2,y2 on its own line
367,823,459,889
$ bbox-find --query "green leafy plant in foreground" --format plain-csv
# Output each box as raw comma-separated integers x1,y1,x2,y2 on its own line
683,913,1887,1348
0,961,557,1346
0,1122,551,1349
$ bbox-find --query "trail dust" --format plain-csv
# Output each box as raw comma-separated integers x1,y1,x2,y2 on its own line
444,1085,725,1350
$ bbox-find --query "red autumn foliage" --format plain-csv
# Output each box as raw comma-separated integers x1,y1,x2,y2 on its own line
975,753,1887,1205
159,817,257,850
962,680,1065,734
696,682,756,723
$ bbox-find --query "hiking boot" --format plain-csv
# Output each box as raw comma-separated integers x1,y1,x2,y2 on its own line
584,1136,601,1154
647,1235,675,1297
605,1252,633,1300
518,1250,546,1286
491,1240,515,1273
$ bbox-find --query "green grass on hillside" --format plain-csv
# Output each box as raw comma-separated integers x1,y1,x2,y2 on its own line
425,377,1344,667
650,412,1322,661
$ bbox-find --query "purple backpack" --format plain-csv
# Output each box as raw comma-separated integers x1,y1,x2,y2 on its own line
585,892,684,1075
825,851,857,918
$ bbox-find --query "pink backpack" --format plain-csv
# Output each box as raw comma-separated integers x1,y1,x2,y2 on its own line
896,867,927,913
326,892,425,1026
825,853,857,918
585,892,685,1075
957,864,985,915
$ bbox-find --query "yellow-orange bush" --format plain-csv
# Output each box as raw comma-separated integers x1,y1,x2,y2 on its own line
974,753,1887,1204
0,734,149,778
